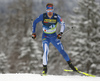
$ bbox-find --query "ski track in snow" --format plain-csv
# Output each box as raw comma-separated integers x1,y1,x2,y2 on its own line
0,74,100,81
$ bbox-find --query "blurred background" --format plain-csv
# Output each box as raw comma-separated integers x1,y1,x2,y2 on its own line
0,0,100,76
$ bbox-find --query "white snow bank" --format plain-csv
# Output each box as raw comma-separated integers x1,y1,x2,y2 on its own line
0,74,100,81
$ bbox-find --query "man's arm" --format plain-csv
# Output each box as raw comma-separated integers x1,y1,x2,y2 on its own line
32,14,43,33
57,15,65,33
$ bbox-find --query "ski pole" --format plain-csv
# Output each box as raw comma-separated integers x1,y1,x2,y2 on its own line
63,27,74,36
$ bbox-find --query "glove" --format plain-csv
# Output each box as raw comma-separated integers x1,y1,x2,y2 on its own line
32,33,36,39
57,32,63,39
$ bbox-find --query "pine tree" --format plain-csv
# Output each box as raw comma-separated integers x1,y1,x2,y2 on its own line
0,52,9,73
6,0,42,73
68,0,100,75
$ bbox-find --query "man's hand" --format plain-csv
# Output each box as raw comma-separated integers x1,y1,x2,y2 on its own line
57,32,63,39
32,33,36,39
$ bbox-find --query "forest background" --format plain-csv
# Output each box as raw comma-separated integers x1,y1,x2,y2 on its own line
0,0,100,76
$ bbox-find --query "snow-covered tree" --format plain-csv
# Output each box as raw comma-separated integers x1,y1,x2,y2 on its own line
4,0,41,73
68,0,100,75
0,52,9,73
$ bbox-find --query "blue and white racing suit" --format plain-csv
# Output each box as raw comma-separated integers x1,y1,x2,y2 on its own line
32,13,70,65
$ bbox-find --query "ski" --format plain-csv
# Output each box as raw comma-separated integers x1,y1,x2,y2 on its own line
64,69,96,77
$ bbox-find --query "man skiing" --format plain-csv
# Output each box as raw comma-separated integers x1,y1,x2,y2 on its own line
32,3,78,75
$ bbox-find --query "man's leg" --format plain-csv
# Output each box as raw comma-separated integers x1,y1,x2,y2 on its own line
51,37,70,61
42,37,50,75
43,41,49,65
51,37,78,72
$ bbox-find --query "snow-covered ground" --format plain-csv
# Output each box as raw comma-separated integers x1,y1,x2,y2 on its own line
0,74,100,81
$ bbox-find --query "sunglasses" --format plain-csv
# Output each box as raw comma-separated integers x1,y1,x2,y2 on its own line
46,10,53,12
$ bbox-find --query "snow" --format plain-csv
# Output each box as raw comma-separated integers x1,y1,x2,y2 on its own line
91,64,96,68
0,74,100,81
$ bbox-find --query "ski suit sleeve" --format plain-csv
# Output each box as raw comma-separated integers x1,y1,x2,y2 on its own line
57,15,65,33
32,14,43,33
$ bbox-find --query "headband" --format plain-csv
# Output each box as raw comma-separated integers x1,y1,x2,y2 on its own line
46,5,53,10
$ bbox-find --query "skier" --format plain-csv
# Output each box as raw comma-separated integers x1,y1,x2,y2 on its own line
32,3,78,75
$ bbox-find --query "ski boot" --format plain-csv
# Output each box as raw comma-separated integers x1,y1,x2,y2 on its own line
67,60,79,72
42,65,47,76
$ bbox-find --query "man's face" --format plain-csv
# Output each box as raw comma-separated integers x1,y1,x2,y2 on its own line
46,9,53,16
